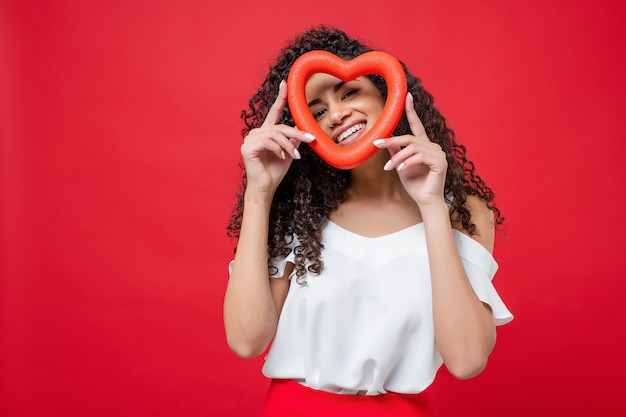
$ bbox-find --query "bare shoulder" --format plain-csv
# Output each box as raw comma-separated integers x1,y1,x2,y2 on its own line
451,195,495,254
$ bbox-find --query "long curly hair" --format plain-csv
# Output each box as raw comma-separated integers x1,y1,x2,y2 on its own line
227,25,504,283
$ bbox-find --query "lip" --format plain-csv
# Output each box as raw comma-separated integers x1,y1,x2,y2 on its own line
333,121,367,146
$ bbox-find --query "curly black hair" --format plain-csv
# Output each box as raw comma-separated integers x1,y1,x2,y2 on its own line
227,25,504,283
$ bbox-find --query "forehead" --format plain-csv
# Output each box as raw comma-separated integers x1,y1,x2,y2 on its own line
304,73,370,99
305,73,343,97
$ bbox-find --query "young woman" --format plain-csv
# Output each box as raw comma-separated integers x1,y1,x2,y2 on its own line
224,25,513,417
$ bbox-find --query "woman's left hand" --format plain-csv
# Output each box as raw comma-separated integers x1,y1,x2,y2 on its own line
374,93,448,207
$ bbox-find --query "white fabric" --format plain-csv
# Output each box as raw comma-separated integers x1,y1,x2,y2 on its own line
251,220,514,395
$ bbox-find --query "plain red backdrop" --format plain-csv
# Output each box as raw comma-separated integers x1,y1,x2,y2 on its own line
1,0,625,416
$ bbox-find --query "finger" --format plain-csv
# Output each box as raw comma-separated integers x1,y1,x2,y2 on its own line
249,129,304,160
373,137,403,163
391,144,447,174
275,132,313,160
382,146,416,171
242,134,283,160
271,124,316,144
385,141,402,158
380,141,436,172
372,136,407,157
251,126,314,160
405,93,427,139
262,80,288,127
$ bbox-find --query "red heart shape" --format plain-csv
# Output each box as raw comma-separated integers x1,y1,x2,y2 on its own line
287,51,407,169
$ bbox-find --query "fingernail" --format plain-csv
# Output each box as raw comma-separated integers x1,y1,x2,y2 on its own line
279,80,286,89
304,132,316,141
397,162,405,172
407,92,413,103
294,149,301,160
281,150,286,160
383,160,392,171
373,139,385,147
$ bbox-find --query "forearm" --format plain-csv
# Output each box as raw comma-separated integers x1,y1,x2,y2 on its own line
421,201,496,378
223,190,278,358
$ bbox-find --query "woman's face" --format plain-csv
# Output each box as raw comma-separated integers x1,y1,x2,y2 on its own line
305,73,385,148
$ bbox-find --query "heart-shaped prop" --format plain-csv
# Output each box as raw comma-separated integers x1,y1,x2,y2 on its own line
287,50,407,169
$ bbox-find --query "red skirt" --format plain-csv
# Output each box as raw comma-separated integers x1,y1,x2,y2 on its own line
260,379,431,417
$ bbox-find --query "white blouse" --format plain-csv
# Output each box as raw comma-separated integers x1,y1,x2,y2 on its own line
233,220,513,395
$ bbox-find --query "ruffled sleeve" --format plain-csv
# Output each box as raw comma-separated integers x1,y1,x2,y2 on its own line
453,230,514,326
227,234,300,279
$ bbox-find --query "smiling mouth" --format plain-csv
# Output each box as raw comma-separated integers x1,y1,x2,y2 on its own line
336,123,366,144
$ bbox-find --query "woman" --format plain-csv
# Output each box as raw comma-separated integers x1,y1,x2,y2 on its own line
224,25,513,416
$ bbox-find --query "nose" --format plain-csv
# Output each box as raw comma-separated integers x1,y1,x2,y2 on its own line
327,102,351,128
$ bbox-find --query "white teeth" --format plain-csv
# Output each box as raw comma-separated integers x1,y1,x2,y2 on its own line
336,123,365,143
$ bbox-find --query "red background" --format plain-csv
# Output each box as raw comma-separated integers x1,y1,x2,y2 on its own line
2,0,625,416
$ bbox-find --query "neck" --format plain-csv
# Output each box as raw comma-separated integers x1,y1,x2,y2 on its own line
345,150,408,203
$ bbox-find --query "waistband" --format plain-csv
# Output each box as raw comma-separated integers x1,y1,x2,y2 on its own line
260,379,431,417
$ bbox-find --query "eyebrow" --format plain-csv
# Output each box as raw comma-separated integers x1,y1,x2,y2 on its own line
307,80,346,108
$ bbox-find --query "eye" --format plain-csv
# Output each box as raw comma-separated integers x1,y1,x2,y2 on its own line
342,88,358,100
312,108,327,120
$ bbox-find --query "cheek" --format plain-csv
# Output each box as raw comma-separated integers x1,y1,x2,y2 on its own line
360,91,385,115
313,114,332,133
364,99,385,119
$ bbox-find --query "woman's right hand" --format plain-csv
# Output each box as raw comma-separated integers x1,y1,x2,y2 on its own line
240,80,316,196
